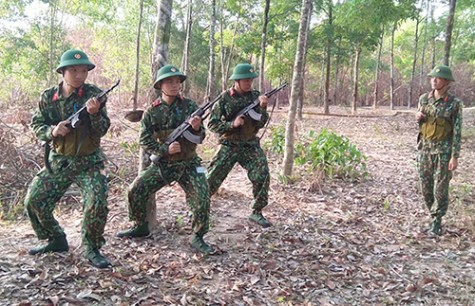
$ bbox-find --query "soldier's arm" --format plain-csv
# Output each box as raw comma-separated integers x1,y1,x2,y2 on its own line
207,97,235,134
253,91,269,129
187,100,206,138
88,87,111,137
451,100,463,159
30,91,55,142
139,109,168,158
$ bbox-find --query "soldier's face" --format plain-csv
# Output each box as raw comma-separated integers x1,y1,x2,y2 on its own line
431,77,450,91
160,76,181,96
236,78,254,93
63,65,88,88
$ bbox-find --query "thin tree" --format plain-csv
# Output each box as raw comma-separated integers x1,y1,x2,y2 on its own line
389,21,396,110
143,0,174,229
151,0,173,79
181,0,193,96
206,0,217,99
444,0,457,65
297,3,313,120
219,0,226,91
323,0,333,114
282,0,313,177
372,25,384,109
132,0,144,112
351,46,361,114
408,15,421,109
258,0,270,92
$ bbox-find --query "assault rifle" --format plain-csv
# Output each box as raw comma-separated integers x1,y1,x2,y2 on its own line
150,92,225,164
43,79,120,173
234,82,288,121
67,79,120,128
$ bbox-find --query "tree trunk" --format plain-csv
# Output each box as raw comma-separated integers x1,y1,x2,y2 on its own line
282,0,312,177
408,17,420,109
351,47,361,115
390,22,396,110
181,0,193,96
258,0,270,92
47,1,59,87
132,0,144,111
145,0,174,229
207,0,217,98
323,1,333,114
151,0,173,79
219,0,226,91
444,0,457,66
297,4,312,120
333,36,341,108
372,26,384,109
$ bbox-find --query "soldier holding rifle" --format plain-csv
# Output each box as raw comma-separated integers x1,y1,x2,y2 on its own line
207,63,274,228
117,65,214,255
25,49,112,268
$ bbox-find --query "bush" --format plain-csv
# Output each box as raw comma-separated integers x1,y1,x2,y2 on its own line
264,126,368,181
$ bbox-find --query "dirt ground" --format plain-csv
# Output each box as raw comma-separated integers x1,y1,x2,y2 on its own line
1,106,475,305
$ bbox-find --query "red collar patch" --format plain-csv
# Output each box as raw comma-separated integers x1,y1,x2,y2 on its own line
52,91,59,102
229,88,236,97
153,99,160,107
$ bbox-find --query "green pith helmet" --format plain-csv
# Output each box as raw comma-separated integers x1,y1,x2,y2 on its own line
229,63,258,80
153,65,187,89
428,65,455,81
56,49,95,73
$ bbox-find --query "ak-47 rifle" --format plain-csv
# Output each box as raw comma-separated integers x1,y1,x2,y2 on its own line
150,92,225,164
233,82,288,122
43,79,121,173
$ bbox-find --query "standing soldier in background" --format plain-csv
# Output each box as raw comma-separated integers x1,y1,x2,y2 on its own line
25,49,112,268
416,64,463,236
116,65,214,255
207,63,272,228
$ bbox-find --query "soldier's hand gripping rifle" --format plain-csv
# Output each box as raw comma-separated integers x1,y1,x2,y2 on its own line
234,82,288,121
150,92,224,164
43,79,121,173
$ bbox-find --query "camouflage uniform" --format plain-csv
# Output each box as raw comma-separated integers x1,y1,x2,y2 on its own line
417,91,463,222
25,82,111,251
127,96,210,237
207,88,270,214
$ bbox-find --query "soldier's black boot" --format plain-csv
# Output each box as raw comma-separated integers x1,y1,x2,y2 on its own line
116,222,149,238
249,211,272,228
191,235,215,255
84,249,111,269
430,218,442,236
29,235,69,255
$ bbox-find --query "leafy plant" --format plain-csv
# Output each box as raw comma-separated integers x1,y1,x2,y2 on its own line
294,129,368,181
264,126,369,181
263,125,286,155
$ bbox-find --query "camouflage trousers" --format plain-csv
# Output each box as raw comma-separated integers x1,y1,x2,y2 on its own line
127,157,210,236
417,152,452,219
207,141,270,212
25,155,109,251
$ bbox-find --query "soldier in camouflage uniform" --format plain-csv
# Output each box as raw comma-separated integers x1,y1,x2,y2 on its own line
207,63,272,228
416,65,463,235
117,65,214,254
25,49,111,268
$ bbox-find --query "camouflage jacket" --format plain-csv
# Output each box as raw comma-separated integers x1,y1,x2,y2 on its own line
417,90,463,158
31,82,110,158
140,96,205,161
207,87,269,143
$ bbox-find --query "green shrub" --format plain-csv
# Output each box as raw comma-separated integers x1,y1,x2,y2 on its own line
295,129,368,180
264,126,368,181
263,125,286,155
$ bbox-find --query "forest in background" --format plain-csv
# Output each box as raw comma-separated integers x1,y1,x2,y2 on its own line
0,0,474,117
